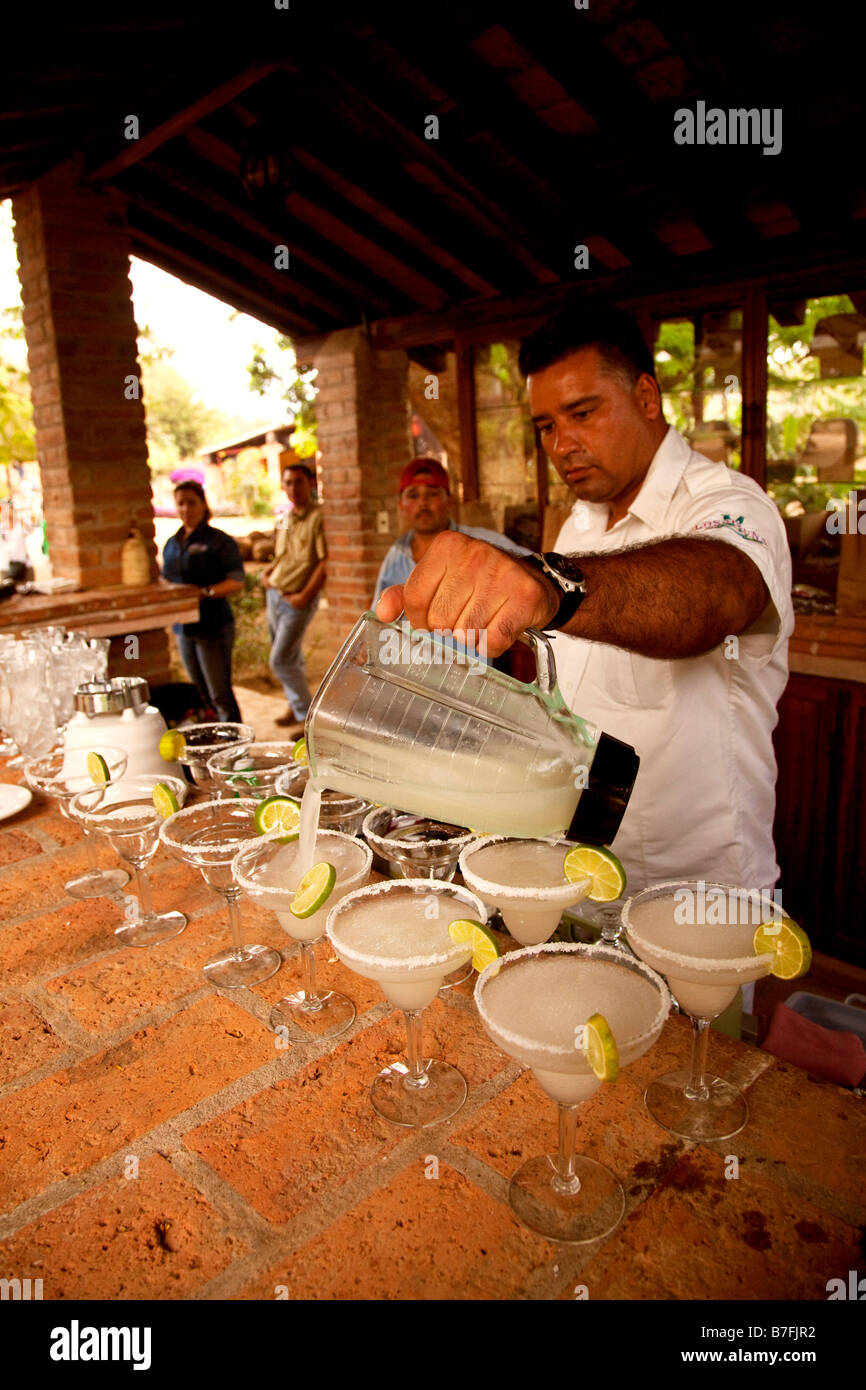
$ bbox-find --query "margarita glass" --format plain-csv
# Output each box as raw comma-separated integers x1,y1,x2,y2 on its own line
364,807,478,988
71,774,188,944
232,829,372,1041
275,766,372,835
326,878,486,1127
26,745,130,898
159,798,282,987
623,881,776,1141
459,836,592,946
475,942,670,1243
175,722,255,791
207,741,299,801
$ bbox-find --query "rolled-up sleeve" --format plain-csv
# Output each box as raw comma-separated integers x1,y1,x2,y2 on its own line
680,485,793,669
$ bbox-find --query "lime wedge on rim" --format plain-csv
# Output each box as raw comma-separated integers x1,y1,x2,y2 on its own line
152,783,180,819
563,844,626,902
159,729,186,762
583,1013,619,1082
447,919,501,972
253,795,301,842
291,737,308,766
86,751,110,785
753,917,812,980
290,861,337,918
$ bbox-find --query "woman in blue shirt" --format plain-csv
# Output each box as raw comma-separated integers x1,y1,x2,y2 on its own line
161,482,246,723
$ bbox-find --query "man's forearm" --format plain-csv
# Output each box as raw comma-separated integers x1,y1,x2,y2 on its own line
555,537,769,658
297,560,326,606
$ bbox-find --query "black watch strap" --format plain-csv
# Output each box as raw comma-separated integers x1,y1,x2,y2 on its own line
524,552,587,631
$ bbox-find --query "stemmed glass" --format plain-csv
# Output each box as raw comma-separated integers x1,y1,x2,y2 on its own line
25,746,130,898
459,835,592,947
159,799,282,987
207,742,299,801
622,881,776,1141
327,878,486,1127
475,943,670,1243
233,829,372,1041
71,774,188,944
275,766,372,835
174,722,255,791
364,807,478,988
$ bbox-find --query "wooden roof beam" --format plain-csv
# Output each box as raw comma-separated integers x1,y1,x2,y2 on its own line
85,60,282,184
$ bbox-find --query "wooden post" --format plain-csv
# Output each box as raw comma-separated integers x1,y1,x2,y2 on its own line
741,284,768,489
455,337,479,503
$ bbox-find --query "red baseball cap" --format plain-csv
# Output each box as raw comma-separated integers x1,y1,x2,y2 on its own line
399,457,450,493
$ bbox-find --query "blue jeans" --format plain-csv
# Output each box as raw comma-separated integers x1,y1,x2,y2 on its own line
175,624,242,724
266,587,318,718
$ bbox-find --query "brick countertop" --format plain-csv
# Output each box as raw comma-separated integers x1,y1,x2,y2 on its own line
0,763,863,1302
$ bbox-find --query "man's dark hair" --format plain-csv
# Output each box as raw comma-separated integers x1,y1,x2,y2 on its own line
283,463,316,482
518,302,656,387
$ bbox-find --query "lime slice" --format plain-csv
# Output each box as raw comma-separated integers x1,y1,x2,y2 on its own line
291,737,308,766
563,844,626,902
159,729,186,762
152,782,180,819
290,861,337,918
87,751,110,785
253,795,301,842
447,919,501,972
753,917,812,980
583,1013,619,1082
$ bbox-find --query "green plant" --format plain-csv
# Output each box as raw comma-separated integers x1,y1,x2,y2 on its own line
229,571,271,679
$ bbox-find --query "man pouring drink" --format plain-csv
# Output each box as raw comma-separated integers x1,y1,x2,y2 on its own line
376,304,793,898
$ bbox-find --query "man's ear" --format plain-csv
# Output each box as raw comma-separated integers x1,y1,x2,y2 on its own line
635,372,663,421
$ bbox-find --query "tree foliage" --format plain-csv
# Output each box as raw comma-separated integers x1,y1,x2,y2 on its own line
246,335,317,458
0,306,35,470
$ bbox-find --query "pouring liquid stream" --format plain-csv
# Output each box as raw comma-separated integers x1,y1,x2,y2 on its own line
296,780,324,877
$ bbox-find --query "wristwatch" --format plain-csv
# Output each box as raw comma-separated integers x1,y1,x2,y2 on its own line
523,552,588,631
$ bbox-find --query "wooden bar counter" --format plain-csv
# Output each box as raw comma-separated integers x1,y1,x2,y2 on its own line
0,757,862,1302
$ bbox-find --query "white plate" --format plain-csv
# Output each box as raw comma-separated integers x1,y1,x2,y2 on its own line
0,783,32,821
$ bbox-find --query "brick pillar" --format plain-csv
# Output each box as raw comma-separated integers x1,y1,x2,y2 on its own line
12,158,158,590
313,328,411,636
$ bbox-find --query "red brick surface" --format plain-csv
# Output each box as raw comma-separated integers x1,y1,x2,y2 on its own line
1,767,863,1301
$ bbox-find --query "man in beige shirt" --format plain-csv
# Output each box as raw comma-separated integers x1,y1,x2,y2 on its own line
261,463,327,732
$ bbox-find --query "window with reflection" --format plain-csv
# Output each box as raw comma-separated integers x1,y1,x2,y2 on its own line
653,310,743,470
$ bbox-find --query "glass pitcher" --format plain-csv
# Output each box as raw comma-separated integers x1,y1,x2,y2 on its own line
306,614,638,842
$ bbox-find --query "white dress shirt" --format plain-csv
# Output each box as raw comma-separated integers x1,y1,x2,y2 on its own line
550,425,794,895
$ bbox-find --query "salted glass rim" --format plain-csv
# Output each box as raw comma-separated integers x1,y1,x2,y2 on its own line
24,744,128,796
363,806,476,853
232,827,372,896
326,877,486,971
158,796,260,855
176,722,256,759
70,773,187,825
474,940,671,1062
205,741,302,778
459,834,592,904
622,879,780,975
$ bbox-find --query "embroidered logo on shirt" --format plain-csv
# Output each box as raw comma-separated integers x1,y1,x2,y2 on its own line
186,543,209,554
693,514,767,545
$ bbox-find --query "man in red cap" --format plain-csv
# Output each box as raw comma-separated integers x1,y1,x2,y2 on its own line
372,457,528,607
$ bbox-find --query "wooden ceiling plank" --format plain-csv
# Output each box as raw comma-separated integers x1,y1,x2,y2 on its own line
348,14,650,272
86,60,283,183
300,56,560,285
284,148,498,299
124,191,323,333
130,225,309,339
179,126,400,312
136,158,355,322
282,193,447,310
